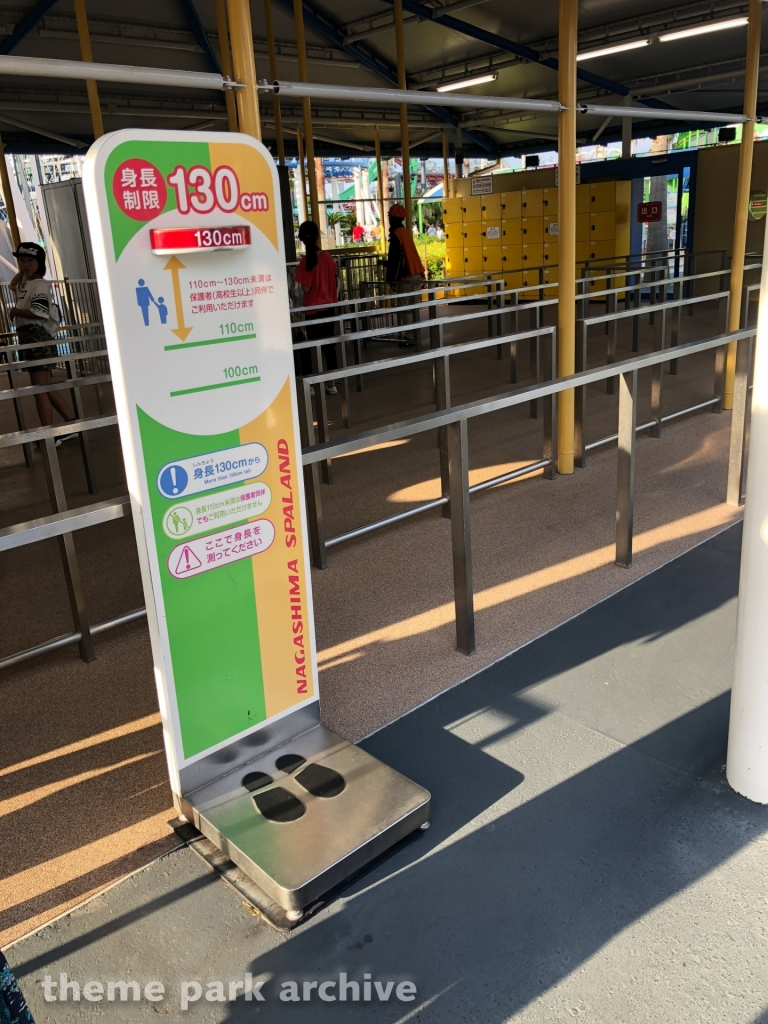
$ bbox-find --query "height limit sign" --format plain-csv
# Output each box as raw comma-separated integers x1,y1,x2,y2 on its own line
84,130,318,791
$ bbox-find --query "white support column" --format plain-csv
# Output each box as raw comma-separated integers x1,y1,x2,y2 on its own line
727,254,768,802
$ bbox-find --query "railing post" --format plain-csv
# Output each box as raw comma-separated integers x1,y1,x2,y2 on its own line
726,333,753,507
713,343,726,413
435,351,451,519
310,343,333,483
574,318,587,468
615,369,638,569
447,417,475,655
605,290,617,395
650,303,665,438
41,437,95,662
542,330,558,480
299,379,327,569
66,358,98,495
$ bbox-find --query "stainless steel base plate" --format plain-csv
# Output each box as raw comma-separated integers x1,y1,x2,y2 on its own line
181,724,430,913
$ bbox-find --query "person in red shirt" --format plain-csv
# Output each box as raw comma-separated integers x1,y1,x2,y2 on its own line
352,223,365,244
294,221,339,395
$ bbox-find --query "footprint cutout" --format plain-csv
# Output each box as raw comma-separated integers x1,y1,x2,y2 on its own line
295,763,346,799
242,771,272,793
253,787,306,823
275,753,306,774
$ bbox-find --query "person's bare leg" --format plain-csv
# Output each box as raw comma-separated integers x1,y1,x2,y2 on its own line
29,370,54,426
49,389,74,422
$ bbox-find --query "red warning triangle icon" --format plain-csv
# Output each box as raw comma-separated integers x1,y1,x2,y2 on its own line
174,545,202,574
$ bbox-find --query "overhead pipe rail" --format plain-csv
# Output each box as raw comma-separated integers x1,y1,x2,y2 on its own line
300,326,755,655
0,55,751,125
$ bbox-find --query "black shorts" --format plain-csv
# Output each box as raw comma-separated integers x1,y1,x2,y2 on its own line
17,323,57,372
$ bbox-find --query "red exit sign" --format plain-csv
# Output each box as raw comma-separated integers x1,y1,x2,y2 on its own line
149,225,252,255
637,201,663,223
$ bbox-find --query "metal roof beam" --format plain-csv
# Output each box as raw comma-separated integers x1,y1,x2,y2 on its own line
0,0,59,55
177,0,221,74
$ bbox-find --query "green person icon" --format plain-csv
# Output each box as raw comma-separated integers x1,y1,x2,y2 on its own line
166,506,192,536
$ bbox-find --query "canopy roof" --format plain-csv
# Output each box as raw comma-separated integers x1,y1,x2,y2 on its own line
0,0,762,157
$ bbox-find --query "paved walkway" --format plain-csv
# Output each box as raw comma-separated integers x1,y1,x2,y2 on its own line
8,523,768,1023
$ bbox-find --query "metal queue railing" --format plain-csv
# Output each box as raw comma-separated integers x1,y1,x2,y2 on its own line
295,264,747,475
0,260,755,669
300,326,755,655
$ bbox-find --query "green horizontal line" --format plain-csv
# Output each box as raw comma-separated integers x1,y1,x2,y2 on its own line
164,333,257,351
170,376,261,398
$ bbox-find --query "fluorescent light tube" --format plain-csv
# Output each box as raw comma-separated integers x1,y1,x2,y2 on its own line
659,17,748,42
436,73,497,93
577,39,650,61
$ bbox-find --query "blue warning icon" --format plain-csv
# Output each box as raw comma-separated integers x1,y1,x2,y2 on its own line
158,464,188,498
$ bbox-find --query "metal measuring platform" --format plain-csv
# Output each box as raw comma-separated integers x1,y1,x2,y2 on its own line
179,705,430,921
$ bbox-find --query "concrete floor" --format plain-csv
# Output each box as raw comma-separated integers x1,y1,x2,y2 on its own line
9,523,768,1024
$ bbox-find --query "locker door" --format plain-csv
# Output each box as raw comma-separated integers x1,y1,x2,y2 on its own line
544,215,559,240
520,189,543,214
463,245,483,273
576,240,591,264
481,222,502,245
501,244,522,271
482,247,502,272
521,217,544,243
591,211,615,240
542,188,558,215
576,212,590,241
576,183,591,214
543,241,559,266
462,222,483,247
500,191,522,219
590,182,615,213
501,219,522,244
445,246,464,276
481,194,501,220
521,243,543,268
444,225,463,248
442,197,463,224
462,196,482,221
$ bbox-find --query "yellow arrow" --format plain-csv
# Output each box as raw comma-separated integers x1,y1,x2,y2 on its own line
164,255,192,341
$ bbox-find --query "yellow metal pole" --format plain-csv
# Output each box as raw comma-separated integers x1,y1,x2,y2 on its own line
73,0,104,139
215,0,238,132
263,0,286,164
393,0,413,233
442,130,450,199
724,0,762,410
557,0,578,475
0,136,20,251
374,126,387,253
226,0,262,140
296,127,308,223
293,0,320,229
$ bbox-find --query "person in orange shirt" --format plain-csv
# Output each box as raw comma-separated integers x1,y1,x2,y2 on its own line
294,221,339,395
385,204,425,345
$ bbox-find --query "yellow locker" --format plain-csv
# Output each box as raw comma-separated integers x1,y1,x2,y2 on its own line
521,243,543,268
462,222,483,247
501,219,522,244
591,211,615,240
576,212,590,241
501,244,522,271
482,247,502,272
521,267,542,299
462,196,482,221
521,217,544,243
543,241,559,265
481,194,501,220
445,246,464,276
520,189,543,214
500,191,522,219
463,245,483,273
576,184,591,214
542,188,558,214
592,240,614,261
442,197,463,224
590,182,615,213
481,222,502,245
615,180,631,258
576,240,591,264
505,271,523,292
543,265,559,298
444,225,463,248
544,215,559,240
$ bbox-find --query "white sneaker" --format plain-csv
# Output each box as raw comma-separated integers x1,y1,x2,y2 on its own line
60,432,79,444
325,384,338,395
